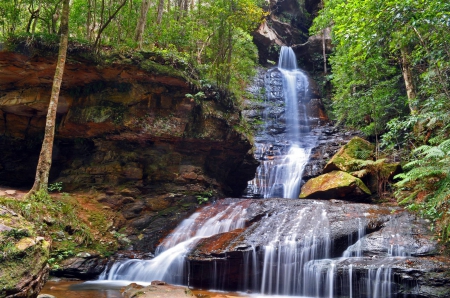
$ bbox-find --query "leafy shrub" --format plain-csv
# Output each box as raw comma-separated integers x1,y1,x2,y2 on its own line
395,139,450,241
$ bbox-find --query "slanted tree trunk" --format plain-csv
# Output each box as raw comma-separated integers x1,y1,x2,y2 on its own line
93,0,128,50
26,0,70,198
400,47,417,115
135,0,152,48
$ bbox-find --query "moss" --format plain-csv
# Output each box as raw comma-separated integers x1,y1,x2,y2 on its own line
0,206,50,296
324,137,375,173
140,60,185,80
300,171,371,199
0,191,119,267
71,100,127,125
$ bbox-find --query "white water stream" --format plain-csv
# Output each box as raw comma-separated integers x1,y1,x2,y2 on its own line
247,46,315,199
99,200,247,284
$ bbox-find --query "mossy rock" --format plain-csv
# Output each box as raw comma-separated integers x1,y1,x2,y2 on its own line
323,137,375,174
0,206,50,298
299,171,372,202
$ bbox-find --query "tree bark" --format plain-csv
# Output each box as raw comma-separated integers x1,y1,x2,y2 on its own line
156,0,165,24
135,0,152,48
26,0,70,198
400,47,417,115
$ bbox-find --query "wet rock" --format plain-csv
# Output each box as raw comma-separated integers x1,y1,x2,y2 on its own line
186,199,397,290
299,170,371,202
122,283,191,298
323,136,375,173
312,256,450,298
51,255,107,279
345,211,437,257
182,199,445,297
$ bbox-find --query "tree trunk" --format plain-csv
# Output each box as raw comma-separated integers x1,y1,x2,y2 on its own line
93,0,128,49
400,47,417,115
135,0,152,48
322,29,327,74
156,0,165,24
87,0,92,41
26,0,70,198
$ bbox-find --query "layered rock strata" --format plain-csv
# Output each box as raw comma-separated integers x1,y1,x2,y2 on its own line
0,48,258,252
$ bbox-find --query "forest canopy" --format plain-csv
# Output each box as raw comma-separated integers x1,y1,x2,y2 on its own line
0,0,266,94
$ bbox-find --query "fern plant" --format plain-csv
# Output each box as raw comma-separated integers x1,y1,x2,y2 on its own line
395,139,450,241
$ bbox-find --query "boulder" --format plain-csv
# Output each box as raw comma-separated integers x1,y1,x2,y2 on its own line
51,255,107,279
323,136,375,173
299,170,371,201
122,283,191,298
0,206,50,298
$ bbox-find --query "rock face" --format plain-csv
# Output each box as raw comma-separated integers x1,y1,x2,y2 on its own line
0,47,259,254
299,170,371,201
252,0,329,68
302,127,363,180
0,206,50,298
183,199,449,298
51,254,107,279
0,50,257,198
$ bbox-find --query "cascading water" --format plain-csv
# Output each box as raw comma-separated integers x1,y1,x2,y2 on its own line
99,199,248,284
93,47,419,298
246,46,316,199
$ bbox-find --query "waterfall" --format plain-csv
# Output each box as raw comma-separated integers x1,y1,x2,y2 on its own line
92,47,415,298
246,46,316,199
99,200,248,284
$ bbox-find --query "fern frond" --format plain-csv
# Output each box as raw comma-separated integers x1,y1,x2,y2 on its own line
397,190,420,205
403,160,422,170
438,139,450,153
413,145,432,154
420,147,445,159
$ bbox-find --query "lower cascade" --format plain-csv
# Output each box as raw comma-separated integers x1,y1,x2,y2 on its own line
100,200,248,284
99,199,430,297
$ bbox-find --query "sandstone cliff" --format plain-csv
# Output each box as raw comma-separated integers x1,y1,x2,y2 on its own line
0,44,258,251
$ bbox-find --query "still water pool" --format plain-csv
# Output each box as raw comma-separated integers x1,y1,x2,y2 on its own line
41,280,314,298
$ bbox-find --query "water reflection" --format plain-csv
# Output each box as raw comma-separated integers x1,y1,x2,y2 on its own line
41,280,126,298
41,280,315,298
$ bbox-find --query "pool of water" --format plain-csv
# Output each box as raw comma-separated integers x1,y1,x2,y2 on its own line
41,280,314,298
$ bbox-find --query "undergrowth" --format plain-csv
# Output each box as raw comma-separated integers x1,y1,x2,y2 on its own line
0,190,118,268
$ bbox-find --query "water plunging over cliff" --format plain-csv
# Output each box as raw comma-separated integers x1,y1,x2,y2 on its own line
246,46,316,199
99,199,248,284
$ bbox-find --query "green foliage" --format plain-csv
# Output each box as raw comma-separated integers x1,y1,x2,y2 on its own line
395,139,450,241
48,182,63,192
1,0,265,103
312,0,450,244
312,0,450,141
196,190,213,205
